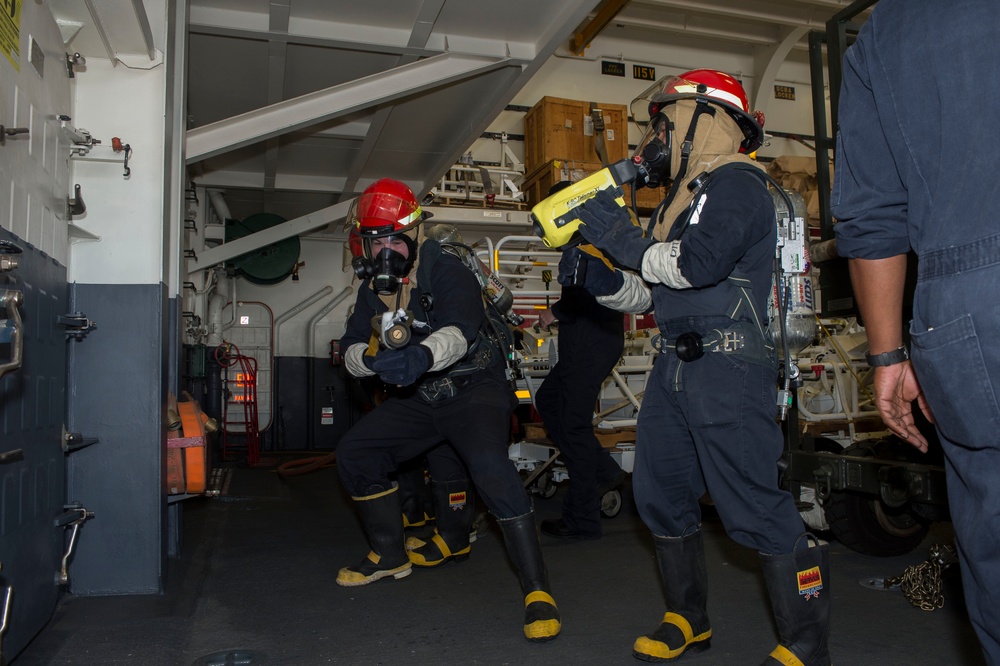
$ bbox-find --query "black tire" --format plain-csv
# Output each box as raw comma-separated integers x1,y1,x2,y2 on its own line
600,489,622,518
825,489,928,556
823,443,929,557
531,473,558,499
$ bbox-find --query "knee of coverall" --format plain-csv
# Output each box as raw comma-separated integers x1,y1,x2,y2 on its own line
533,371,560,424
335,431,395,497
425,444,469,483
460,457,531,518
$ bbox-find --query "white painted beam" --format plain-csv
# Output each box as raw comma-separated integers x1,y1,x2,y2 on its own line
188,201,352,273
751,25,809,118
632,0,832,30
185,52,512,163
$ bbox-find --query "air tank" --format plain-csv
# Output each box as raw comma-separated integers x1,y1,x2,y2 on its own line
768,188,817,357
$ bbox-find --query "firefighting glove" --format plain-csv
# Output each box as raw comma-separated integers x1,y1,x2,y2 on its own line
557,247,624,296
576,188,654,270
371,345,434,386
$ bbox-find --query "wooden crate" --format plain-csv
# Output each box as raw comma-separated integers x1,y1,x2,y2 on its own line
524,96,630,174
523,423,550,442
522,422,636,450
522,158,604,208
623,182,669,213
521,158,670,214
595,426,637,449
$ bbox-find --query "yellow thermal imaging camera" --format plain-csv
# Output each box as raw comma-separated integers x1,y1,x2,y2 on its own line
529,158,642,249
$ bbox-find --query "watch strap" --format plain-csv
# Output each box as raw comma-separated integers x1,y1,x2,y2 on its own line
866,346,909,367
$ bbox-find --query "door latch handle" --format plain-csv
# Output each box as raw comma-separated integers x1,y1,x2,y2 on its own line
0,290,24,381
0,575,12,666
54,504,94,586
0,449,24,465
0,239,21,273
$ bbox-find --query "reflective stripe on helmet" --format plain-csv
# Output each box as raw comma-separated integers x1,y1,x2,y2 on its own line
669,82,746,111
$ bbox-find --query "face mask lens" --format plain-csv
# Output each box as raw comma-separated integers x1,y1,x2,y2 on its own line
369,245,409,294
635,114,671,188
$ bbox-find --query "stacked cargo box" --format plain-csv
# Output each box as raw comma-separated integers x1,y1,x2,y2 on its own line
521,96,667,212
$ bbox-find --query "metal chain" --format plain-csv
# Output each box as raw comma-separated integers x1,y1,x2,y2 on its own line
885,543,958,611
886,560,944,611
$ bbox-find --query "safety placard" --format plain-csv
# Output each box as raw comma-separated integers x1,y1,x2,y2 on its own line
0,0,20,71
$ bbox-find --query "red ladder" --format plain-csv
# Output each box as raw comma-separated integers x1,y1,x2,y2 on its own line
216,342,262,466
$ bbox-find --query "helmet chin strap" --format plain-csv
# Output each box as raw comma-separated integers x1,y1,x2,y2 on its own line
647,100,717,236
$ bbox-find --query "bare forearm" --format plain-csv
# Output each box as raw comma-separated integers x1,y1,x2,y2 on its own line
847,255,908,353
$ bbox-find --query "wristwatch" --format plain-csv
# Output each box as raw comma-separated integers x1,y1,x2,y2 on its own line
865,346,909,367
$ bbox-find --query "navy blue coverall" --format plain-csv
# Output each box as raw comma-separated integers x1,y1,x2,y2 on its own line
832,1,1000,660
634,170,803,555
535,285,625,536
336,250,531,519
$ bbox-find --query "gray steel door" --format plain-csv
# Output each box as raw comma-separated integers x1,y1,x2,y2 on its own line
0,0,74,661
1,230,68,661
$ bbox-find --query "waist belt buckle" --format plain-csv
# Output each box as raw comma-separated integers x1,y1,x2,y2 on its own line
419,377,457,402
715,330,745,353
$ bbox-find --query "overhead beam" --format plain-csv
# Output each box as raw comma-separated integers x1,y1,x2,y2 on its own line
572,0,633,55
421,0,603,199
188,201,353,273
632,0,832,31
751,25,809,120
611,12,781,47
261,1,290,209
191,169,348,192
185,52,512,163
188,22,443,59
339,0,446,200
129,0,157,60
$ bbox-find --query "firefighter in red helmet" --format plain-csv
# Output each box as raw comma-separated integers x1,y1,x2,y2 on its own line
336,178,560,642
559,71,832,664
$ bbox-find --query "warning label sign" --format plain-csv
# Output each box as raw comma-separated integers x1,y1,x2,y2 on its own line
1,0,21,71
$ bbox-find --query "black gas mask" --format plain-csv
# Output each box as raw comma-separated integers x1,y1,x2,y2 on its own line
635,113,672,189
351,242,413,295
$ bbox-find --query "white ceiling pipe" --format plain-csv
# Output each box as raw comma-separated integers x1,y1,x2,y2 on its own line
208,272,235,347
273,286,335,358
207,189,233,224
306,288,354,359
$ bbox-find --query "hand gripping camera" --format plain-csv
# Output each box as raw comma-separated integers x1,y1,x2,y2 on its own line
529,158,649,250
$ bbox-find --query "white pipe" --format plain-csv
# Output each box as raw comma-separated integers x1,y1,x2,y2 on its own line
500,259,562,267
273,286,335,357
510,290,567,297
218,273,238,331
611,368,643,413
207,188,232,224
306,288,353,358
206,273,229,347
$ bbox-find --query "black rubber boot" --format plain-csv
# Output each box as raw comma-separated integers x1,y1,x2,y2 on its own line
759,535,832,666
399,463,434,528
408,480,474,567
336,485,412,587
633,531,712,662
497,511,561,642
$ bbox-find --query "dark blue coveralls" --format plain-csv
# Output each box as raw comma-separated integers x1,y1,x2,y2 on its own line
832,1,1000,660
336,249,531,518
534,285,625,536
634,169,803,555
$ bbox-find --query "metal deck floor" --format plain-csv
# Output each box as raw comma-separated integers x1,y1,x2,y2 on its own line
15,465,985,665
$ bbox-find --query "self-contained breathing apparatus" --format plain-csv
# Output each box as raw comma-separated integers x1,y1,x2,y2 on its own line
650,162,804,420
422,236,521,379
529,69,804,419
